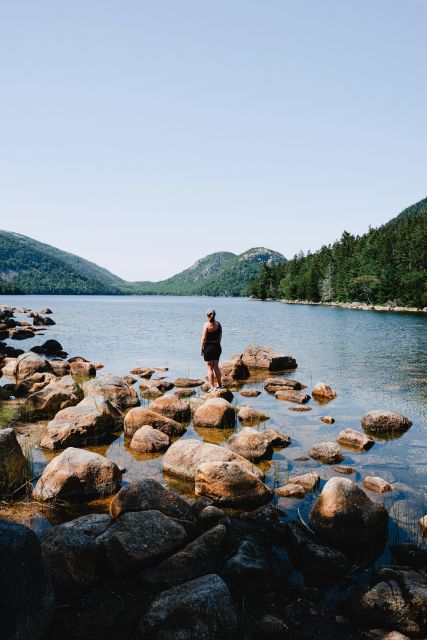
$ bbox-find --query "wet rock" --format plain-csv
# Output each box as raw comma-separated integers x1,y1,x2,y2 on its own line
310,477,388,550
237,405,270,423
312,382,337,401
203,387,235,402
242,345,297,371
193,397,236,429
139,378,174,393
70,360,96,380
110,478,195,521
331,464,355,474
139,524,226,587
31,339,64,357
275,483,307,498
27,378,81,418
289,405,312,411
320,416,335,424
33,314,55,326
337,428,374,451
49,360,71,377
263,428,291,448
361,410,412,436
149,394,191,422
198,505,225,527
33,447,122,502
57,513,111,538
240,389,261,397
38,307,53,314
285,520,350,586
130,367,155,378
238,503,287,542
139,573,237,639
0,428,28,496
391,544,427,569
173,377,204,387
15,351,49,381
0,519,55,640
195,460,273,508
83,374,139,409
140,387,163,399
264,376,302,392
17,371,56,396
129,424,170,453
174,388,196,398
276,472,320,498
308,441,344,464
363,476,394,493
96,510,186,575
123,374,136,385
225,539,290,585
10,326,36,340
163,439,263,482
40,395,121,450
40,527,96,601
275,389,310,403
124,406,186,438
226,426,273,462
220,354,250,381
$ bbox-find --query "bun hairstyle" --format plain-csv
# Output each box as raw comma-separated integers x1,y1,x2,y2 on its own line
206,308,216,320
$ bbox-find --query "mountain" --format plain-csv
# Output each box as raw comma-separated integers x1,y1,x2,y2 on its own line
0,230,285,296
136,248,286,296
248,197,427,308
0,231,130,295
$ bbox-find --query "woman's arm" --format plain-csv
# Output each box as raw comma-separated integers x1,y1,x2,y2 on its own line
200,324,208,354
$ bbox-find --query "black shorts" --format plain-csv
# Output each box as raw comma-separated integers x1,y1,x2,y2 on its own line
203,343,222,362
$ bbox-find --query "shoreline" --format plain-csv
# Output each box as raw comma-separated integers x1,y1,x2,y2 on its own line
272,299,426,314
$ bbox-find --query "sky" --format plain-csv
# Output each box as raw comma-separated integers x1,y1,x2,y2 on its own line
0,1,426,281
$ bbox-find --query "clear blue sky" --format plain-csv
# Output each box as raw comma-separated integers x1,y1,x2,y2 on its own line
0,1,425,281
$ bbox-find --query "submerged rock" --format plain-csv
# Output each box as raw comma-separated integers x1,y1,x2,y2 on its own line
96,510,186,575
193,397,236,429
0,519,55,640
363,476,394,493
242,345,297,371
239,389,261,397
276,472,320,499
33,447,122,502
124,406,186,438
361,410,412,436
129,424,170,453
195,460,273,508
310,477,388,551
139,573,238,639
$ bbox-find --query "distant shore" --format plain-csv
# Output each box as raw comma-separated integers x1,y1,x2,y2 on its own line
251,298,426,314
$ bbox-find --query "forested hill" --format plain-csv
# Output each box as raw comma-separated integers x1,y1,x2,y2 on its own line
136,248,286,296
248,198,427,308
0,231,132,294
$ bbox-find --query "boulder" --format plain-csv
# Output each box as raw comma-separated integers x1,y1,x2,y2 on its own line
49,360,71,377
27,378,81,418
83,374,139,409
140,524,226,587
310,477,388,550
17,371,56,396
320,416,335,424
195,461,273,508
33,447,122,501
311,382,337,401
129,425,170,453
40,527,97,600
336,428,374,451
225,539,289,585
193,397,236,429
361,410,412,436
139,574,237,639
264,377,302,392
275,389,310,404
202,387,235,402
15,351,49,381
391,544,427,569
30,339,64,356
237,405,269,423
331,464,355,475
149,394,191,422
173,377,204,387
57,513,111,538
275,483,307,499
0,519,55,640
70,360,96,380
124,407,186,438
363,476,394,493
174,388,196,398
289,405,312,412
198,505,226,528
140,387,163,400
275,472,320,498
239,389,261,397
163,439,263,482
110,478,195,521
1,357,17,378
226,427,273,462
242,345,297,371
220,355,250,381
308,441,344,464
33,314,55,326
38,308,53,314
263,428,291,448
40,395,120,450
10,326,36,340
0,428,28,496
139,378,174,393
130,367,155,378
96,510,186,575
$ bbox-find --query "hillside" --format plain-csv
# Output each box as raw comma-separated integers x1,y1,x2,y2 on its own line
248,197,427,308
0,231,129,295
136,248,286,296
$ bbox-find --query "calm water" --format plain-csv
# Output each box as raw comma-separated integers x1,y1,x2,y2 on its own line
1,295,427,552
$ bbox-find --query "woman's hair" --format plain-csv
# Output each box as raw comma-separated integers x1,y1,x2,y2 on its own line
207,308,216,320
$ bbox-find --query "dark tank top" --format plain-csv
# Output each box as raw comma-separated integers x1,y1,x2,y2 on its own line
206,322,221,343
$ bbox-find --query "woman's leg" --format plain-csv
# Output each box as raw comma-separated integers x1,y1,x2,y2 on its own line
206,361,215,388
213,360,222,387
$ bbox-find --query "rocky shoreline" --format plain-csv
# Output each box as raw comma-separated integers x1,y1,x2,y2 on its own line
278,299,427,313
1,304,426,640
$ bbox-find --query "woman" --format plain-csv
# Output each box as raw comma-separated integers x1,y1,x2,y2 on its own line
200,308,222,390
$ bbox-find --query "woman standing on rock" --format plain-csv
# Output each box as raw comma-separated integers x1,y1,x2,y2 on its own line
200,309,222,390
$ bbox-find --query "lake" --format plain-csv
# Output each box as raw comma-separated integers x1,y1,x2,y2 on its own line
1,294,427,555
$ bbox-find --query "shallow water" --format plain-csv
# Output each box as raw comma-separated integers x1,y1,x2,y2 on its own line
1,295,426,555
